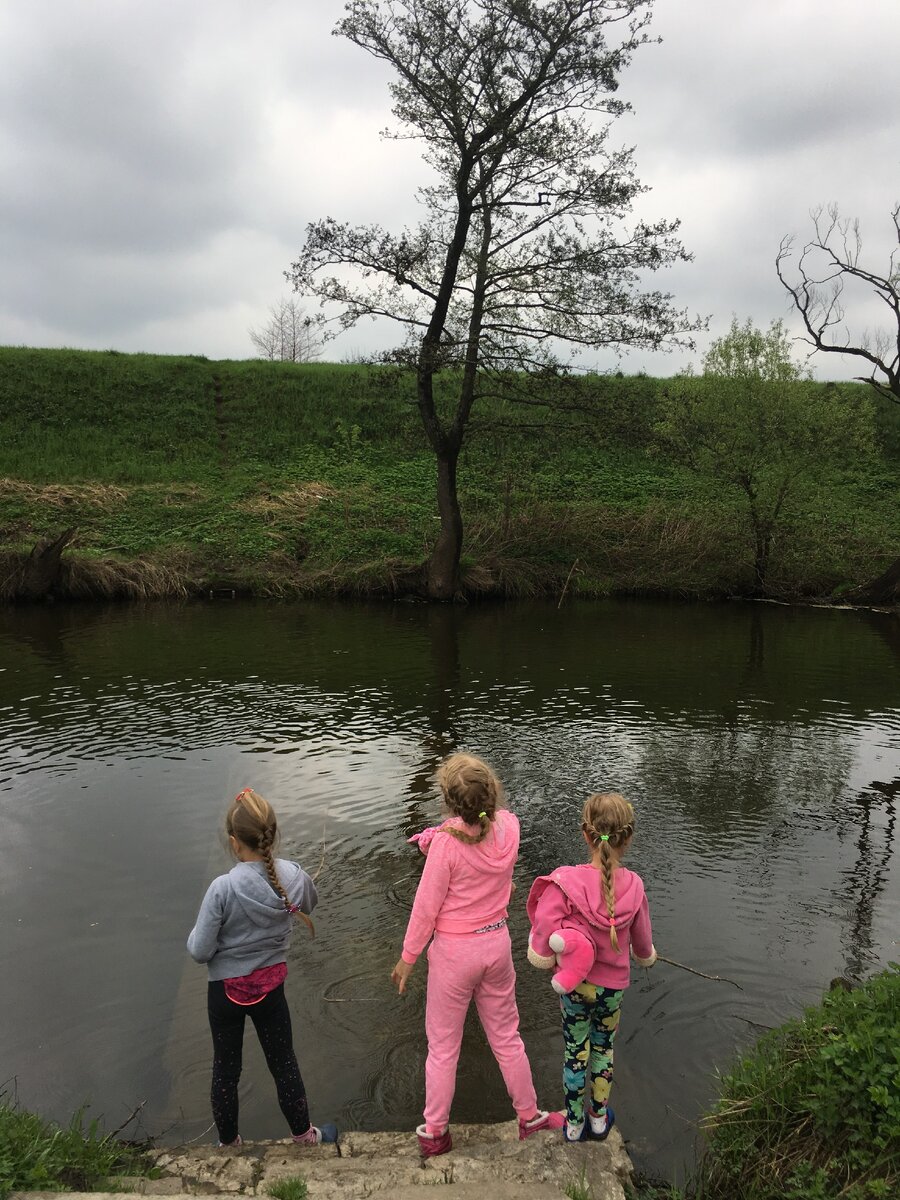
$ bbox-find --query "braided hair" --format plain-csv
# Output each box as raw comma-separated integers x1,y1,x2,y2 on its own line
435,754,503,845
226,788,315,937
581,792,635,954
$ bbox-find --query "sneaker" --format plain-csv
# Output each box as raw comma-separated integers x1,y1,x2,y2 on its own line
564,1120,587,1143
518,1110,565,1140
217,1134,242,1148
416,1123,452,1157
292,1123,339,1145
588,1104,615,1141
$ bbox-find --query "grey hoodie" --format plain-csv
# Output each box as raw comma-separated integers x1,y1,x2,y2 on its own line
187,859,317,981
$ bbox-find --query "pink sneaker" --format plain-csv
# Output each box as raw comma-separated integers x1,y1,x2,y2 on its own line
292,1123,338,1145
518,1110,566,1140
416,1123,453,1157
217,1134,242,1148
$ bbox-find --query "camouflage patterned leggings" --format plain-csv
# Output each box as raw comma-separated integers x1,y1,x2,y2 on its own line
559,983,624,1126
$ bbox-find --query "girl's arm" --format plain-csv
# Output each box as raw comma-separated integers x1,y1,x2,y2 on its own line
630,891,656,965
400,835,453,964
186,879,226,963
527,881,570,962
287,866,318,914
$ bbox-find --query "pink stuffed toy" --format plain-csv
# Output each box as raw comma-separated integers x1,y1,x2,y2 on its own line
528,925,596,995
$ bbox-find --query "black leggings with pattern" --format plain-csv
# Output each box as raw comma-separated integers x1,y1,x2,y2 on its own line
207,981,310,1144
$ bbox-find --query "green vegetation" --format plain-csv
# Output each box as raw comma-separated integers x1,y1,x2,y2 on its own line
690,966,900,1200
266,1176,308,1200
0,346,897,601
656,318,878,593
0,1098,150,1198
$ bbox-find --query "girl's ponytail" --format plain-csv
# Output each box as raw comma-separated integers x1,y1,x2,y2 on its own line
435,754,502,845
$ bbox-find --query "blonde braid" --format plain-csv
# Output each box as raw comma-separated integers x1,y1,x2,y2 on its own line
226,787,315,937
582,792,636,956
598,841,620,953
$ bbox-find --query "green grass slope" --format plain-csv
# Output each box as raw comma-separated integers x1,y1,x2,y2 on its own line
0,346,897,600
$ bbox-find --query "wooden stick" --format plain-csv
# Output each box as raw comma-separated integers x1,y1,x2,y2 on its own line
108,1099,147,1139
557,557,580,609
311,822,327,883
733,1014,775,1030
657,954,743,989
323,995,381,1003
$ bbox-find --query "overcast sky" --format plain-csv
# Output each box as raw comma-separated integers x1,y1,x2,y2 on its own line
2,0,899,379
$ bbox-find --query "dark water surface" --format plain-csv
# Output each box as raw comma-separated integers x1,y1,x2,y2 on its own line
1,599,897,1182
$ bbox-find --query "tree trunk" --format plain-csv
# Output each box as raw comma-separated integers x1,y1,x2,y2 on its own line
16,527,77,600
752,527,771,596
427,450,463,601
846,555,900,606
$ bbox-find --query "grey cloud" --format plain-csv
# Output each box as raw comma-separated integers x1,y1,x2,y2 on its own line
1,0,898,376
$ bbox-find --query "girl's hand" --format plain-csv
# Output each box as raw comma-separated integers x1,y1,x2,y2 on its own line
391,958,414,994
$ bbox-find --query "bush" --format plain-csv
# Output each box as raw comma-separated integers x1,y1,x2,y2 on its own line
696,966,900,1199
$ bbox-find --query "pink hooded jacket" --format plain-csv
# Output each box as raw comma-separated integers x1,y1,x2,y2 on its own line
401,809,519,964
526,863,655,991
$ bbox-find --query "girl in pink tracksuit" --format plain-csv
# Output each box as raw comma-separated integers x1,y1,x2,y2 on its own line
526,792,657,1144
391,753,564,1157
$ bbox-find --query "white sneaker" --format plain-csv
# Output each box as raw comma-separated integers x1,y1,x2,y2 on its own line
564,1119,585,1142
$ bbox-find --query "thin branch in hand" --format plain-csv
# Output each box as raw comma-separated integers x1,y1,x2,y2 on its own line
311,822,328,883
657,954,744,989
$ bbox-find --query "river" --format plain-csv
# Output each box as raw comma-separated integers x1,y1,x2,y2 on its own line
1,598,897,1183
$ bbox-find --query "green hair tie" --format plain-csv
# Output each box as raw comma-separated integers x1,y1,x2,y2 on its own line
599,834,610,842
479,811,487,820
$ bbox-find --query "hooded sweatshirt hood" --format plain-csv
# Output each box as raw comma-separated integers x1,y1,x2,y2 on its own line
526,863,645,934
229,860,311,926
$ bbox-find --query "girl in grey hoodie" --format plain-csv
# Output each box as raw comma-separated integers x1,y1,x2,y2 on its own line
187,788,337,1148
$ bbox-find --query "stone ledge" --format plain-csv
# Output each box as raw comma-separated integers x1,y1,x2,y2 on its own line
144,1121,632,1200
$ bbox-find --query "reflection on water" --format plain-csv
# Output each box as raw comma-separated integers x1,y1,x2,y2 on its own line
0,598,898,1182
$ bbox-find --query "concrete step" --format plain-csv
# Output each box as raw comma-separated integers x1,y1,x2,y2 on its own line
146,1122,631,1200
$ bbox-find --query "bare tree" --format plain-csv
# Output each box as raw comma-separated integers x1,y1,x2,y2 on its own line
249,297,323,362
776,204,900,404
288,0,701,600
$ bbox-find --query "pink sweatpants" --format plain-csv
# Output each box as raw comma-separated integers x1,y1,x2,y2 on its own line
423,927,538,1132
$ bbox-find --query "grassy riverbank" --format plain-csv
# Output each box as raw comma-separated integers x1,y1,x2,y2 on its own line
1,347,898,601
635,966,900,1200
0,1100,152,1197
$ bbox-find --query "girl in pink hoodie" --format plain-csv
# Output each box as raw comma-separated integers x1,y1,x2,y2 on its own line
391,753,564,1157
526,792,657,1143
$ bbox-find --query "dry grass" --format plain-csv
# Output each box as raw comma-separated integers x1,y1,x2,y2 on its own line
237,482,337,523
0,548,195,601
0,477,208,510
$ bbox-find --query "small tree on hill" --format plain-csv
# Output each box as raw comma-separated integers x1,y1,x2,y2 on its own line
249,298,323,362
288,0,701,600
655,317,876,594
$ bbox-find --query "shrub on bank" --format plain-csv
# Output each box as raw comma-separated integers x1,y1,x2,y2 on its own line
695,966,900,1199
0,1100,149,1198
